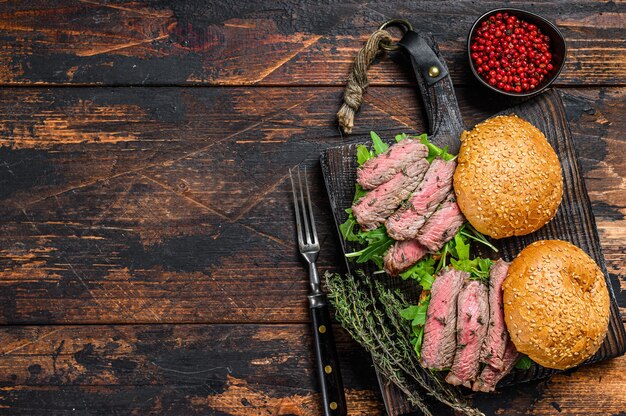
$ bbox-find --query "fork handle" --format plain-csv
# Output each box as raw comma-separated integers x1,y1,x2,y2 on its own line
309,293,347,416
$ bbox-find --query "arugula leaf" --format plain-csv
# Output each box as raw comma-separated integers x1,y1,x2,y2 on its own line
460,224,499,252
395,133,408,143
344,226,393,269
515,355,533,370
420,136,455,162
339,185,367,242
370,131,389,155
412,327,425,358
411,133,428,142
401,294,430,359
360,227,388,243
420,273,435,291
436,240,451,272
400,305,420,320
451,257,493,282
440,146,454,161
399,256,436,289
356,144,373,166
339,210,359,242
354,235,393,262
438,230,493,281
412,298,429,326
477,258,493,276
454,233,470,261
354,183,366,201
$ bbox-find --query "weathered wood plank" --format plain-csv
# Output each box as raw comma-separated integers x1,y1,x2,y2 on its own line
0,1,624,86
0,324,384,415
0,2,623,415
0,87,623,324
0,324,624,415
473,352,626,415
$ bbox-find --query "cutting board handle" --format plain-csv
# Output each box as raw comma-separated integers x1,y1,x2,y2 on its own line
398,30,465,154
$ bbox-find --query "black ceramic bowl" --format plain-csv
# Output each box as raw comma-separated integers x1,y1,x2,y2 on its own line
467,8,567,97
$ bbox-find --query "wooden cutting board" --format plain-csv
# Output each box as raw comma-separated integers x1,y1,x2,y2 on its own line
320,31,626,416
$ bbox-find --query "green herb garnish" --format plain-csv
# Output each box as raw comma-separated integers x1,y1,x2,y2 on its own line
339,131,498,360
395,132,408,142
370,131,389,154
356,145,372,165
344,226,394,269
515,355,533,370
325,272,484,416
399,256,436,289
460,223,499,252
400,294,431,358
420,136,455,162
449,232,494,282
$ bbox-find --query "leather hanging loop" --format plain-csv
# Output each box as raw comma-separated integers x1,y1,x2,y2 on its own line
396,29,465,152
336,20,464,147
397,30,449,86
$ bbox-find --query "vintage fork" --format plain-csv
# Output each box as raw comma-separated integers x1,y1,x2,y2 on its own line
289,167,347,416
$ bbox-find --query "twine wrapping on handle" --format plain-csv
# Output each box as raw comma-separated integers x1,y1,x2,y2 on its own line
337,29,393,134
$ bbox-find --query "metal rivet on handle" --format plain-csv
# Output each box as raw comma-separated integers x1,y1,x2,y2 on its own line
318,325,326,333
428,66,440,77
324,365,332,374
329,402,338,410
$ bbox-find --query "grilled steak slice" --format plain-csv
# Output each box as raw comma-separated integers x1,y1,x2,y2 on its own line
416,194,465,251
383,240,427,276
480,260,511,370
472,340,519,392
357,139,429,190
446,279,489,387
421,268,468,370
352,159,429,231
385,158,457,240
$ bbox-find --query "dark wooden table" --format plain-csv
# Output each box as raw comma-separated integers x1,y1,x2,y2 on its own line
0,1,624,415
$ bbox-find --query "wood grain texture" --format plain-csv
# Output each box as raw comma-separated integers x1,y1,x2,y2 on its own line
0,324,624,415
0,87,623,325
0,1,624,86
0,324,384,415
0,3,625,412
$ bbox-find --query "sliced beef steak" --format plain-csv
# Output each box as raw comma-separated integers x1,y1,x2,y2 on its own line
385,158,456,240
446,279,489,387
383,240,427,276
352,159,429,231
480,260,511,370
473,340,519,392
357,139,429,190
420,268,468,370
416,194,465,251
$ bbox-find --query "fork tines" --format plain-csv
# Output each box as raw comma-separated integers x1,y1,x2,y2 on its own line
289,167,319,251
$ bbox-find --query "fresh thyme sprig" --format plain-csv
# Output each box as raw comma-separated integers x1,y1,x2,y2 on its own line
325,271,485,416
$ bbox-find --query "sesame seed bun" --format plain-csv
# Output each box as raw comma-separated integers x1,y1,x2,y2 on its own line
503,240,610,370
453,115,563,239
